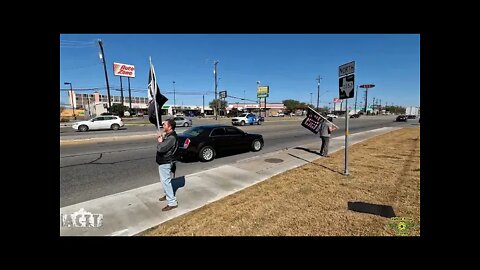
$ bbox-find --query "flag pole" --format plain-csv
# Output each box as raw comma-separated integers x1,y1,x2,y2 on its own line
307,106,339,128
149,57,161,132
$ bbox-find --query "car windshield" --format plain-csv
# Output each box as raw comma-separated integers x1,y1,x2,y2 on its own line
183,126,207,137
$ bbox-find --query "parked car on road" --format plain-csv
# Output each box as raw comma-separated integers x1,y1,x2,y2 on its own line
172,116,192,127
327,114,338,118
72,116,124,132
350,113,361,118
177,125,264,162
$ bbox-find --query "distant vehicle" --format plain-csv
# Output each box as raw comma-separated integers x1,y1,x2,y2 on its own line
327,114,338,118
232,113,262,126
350,113,361,118
405,106,419,119
177,125,264,162
277,113,285,117
407,115,416,119
396,115,407,122
72,116,124,132
172,116,192,127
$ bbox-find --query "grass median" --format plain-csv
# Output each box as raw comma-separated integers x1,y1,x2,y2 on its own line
142,127,420,236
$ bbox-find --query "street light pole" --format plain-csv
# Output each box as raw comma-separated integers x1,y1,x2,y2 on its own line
64,82,76,120
316,76,322,111
173,81,176,115
97,39,111,111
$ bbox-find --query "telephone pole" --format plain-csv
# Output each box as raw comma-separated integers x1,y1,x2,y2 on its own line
97,39,111,111
214,60,219,120
316,76,322,111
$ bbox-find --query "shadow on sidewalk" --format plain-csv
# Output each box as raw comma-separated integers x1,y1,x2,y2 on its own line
293,146,322,155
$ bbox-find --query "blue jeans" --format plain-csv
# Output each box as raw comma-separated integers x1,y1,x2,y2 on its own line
158,163,177,206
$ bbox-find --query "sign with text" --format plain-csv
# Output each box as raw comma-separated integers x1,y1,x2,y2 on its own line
219,91,227,98
338,61,355,77
301,107,322,134
339,74,355,99
113,62,135,78
257,86,269,98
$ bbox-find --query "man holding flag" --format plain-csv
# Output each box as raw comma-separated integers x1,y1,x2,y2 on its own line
149,58,179,211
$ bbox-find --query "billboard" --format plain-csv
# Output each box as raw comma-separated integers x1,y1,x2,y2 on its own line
113,62,135,78
257,86,269,98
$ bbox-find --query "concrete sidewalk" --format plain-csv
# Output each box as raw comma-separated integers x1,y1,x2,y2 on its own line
60,127,401,236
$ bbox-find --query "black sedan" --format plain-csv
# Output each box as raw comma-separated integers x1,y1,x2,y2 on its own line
396,115,407,122
176,125,264,162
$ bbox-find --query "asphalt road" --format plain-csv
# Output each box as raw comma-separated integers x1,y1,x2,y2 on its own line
60,115,417,207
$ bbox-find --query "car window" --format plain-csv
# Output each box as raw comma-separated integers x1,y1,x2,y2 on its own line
225,127,244,135
210,128,226,136
183,126,207,137
94,117,105,121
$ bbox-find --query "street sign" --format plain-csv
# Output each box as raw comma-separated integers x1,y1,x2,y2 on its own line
338,61,355,77
359,84,375,89
339,74,355,99
219,90,227,98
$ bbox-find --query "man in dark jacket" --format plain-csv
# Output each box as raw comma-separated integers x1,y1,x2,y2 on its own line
156,118,179,211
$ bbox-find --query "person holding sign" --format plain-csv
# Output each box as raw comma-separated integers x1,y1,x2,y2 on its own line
319,117,337,157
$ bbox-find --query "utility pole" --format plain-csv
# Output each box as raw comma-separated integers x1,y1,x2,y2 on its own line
64,82,76,120
202,94,205,115
214,60,219,120
310,92,313,106
372,97,375,115
316,76,322,111
86,93,91,117
244,89,246,111
97,39,111,111
173,81,176,115
256,81,260,115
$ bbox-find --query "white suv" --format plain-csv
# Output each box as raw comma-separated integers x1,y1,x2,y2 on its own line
72,116,124,132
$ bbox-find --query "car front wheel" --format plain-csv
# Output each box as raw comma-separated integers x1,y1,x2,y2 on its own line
111,124,120,130
78,125,88,132
183,122,189,127
198,146,215,162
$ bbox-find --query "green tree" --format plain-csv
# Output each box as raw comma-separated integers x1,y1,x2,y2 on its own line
110,103,129,116
282,99,309,111
209,99,228,110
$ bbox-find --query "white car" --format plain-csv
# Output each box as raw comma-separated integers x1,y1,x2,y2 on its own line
326,114,338,118
72,116,124,132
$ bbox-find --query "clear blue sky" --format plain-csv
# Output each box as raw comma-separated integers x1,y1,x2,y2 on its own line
60,34,420,109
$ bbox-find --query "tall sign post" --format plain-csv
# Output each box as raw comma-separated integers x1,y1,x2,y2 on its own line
338,61,355,176
359,84,375,114
113,62,135,116
257,85,269,118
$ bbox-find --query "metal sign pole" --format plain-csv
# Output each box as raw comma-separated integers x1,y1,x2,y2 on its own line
344,98,349,176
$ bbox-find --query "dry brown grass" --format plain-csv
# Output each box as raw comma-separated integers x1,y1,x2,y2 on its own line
142,127,420,236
